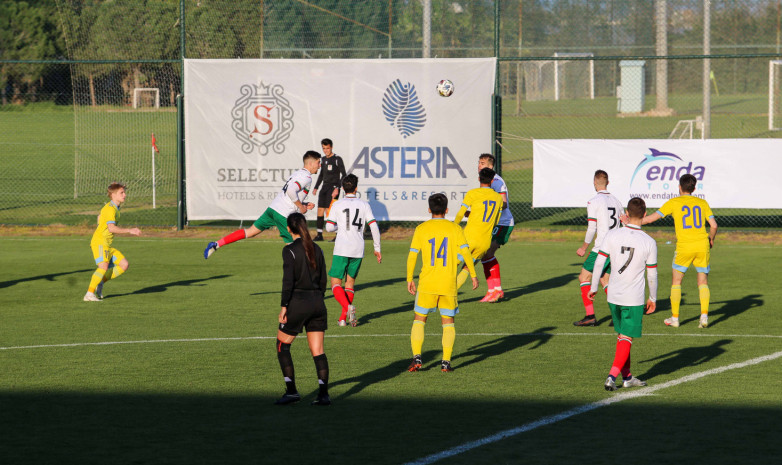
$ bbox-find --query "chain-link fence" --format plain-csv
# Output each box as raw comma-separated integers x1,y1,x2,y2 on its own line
1,0,781,227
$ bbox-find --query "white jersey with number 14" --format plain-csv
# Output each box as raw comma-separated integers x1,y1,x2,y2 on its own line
326,195,381,258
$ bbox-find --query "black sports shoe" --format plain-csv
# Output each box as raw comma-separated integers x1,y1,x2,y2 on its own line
313,233,324,242
274,392,301,405
573,316,597,327
441,360,454,372
408,354,422,372
311,394,331,406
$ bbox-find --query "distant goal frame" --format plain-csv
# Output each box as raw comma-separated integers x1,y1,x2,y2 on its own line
133,88,160,109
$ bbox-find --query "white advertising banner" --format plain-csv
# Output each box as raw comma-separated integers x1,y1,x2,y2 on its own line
184,58,496,221
533,139,782,209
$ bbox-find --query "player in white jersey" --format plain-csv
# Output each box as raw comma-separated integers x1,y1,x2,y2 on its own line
477,154,515,303
589,197,657,391
574,170,625,326
325,174,382,326
203,151,321,258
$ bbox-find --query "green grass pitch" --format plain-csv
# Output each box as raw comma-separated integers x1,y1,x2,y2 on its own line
1,234,781,464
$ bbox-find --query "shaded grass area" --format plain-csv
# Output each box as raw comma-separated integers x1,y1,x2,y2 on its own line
1,236,781,463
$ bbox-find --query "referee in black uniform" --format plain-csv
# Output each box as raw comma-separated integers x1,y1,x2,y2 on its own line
312,138,346,241
275,212,331,406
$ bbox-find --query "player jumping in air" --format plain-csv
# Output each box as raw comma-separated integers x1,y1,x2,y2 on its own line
406,194,478,373
84,182,141,301
203,151,321,258
639,174,718,328
454,168,503,293
325,174,382,327
574,170,624,326
312,138,346,242
589,197,657,391
476,154,515,302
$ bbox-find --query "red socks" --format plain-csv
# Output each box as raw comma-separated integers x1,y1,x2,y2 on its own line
333,285,350,320
345,288,354,304
217,229,246,247
580,282,594,316
609,336,632,378
482,257,501,289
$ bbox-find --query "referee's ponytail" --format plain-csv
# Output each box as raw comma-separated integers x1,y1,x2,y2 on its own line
287,212,317,270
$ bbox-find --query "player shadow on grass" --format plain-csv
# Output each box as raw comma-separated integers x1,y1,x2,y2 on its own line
449,326,556,371
461,272,578,304
636,339,732,382
680,294,763,328
356,301,412,325
328,349,441,400
104,275,231,298
0,269,92,289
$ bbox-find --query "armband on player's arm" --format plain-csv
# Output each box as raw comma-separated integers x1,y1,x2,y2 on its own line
406,249,419,282
646,264,658,302
589,252,608,293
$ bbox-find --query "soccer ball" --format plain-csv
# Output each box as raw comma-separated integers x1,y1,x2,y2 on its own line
436,79,454,97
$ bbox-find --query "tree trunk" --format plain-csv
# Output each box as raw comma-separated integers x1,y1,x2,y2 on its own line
89,73,97,107
169,81,175,106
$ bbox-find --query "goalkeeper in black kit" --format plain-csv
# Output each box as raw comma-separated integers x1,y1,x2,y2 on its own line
312,138,346,241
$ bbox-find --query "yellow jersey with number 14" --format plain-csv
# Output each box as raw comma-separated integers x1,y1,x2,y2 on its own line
407,218,476,297
656,195,714,246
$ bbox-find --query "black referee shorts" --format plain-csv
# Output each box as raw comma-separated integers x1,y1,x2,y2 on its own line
279,292,328,335
317,184,339,209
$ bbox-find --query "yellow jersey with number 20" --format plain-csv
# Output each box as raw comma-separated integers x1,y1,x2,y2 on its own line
656,195,714,247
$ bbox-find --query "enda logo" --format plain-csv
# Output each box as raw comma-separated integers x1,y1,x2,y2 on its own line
630,148,705,188
381,79,426,138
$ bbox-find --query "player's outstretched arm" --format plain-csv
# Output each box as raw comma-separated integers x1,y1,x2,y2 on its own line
453,204,469,224
641,211,663,225
108,223,141,236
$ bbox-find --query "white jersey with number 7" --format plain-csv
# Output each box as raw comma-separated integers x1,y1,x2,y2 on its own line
591,224,658,306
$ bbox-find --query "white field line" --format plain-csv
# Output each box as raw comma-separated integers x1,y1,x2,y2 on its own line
405,348,782,465
1,331,781,351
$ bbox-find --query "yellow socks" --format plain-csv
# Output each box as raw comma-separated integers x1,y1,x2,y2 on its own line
456,269,469,289
670,285,682,318
88,268,107,293
699,284,710,315
441,323,455,361
411,320,425,356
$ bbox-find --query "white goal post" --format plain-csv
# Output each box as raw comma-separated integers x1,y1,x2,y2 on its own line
553,52,594,101
133,88,160,109
769,60,782,131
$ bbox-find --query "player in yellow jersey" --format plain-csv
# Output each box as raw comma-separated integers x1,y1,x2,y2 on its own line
84,182,141,301
453,168,503,294
641,174,718,328
406,193,478,372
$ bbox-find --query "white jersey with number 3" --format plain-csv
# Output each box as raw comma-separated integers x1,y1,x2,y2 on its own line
269,168,312,217
326,195,381,258
593,224,658,306
586,190,624,252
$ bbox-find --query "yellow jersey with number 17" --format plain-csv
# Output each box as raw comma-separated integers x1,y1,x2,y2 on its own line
91,201,120,247
407,218,476,297
453,187,502,246
656,195,714,246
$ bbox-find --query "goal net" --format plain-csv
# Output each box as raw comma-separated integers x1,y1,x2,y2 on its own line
770,60,782,131
133,88,160,109
522,53,594,101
